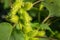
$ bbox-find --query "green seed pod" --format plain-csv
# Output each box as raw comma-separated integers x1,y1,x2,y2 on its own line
10,15,19,23
24,34,30,40
16,22,23,30
10,0,23,15
37,31,46,37
39,4,44,10
18,8,32,21
27,30,38,37
23,26,32,33
23,2,33,10
29,38,39,40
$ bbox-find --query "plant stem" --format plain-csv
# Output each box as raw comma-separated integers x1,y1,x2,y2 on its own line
33,0,40,5
42,15,50,23
49,19,60,25
33,0,41,6
13,23,16,28
38,12,40,23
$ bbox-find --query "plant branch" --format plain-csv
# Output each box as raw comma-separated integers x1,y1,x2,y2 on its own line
48,19,60,25
33,0,44,6
35,36,57,40
42,15,50,23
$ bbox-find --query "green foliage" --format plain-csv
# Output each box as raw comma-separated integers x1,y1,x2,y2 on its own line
0,22,13,40
23,2,33,10
13,30,24,40
4,0,10,9
39,38,49,40
42,0,60,17
0,0,60,40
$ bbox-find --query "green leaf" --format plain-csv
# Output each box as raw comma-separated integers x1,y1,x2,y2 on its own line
29,7,39,17
13,30,24,40
31,23,40,29
40,23,55,35
9,35,14,40
0,22,13,40
4,0,10,9
55,33,60,39
39,38,49,40
43,0,60,17
40,24,51,30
